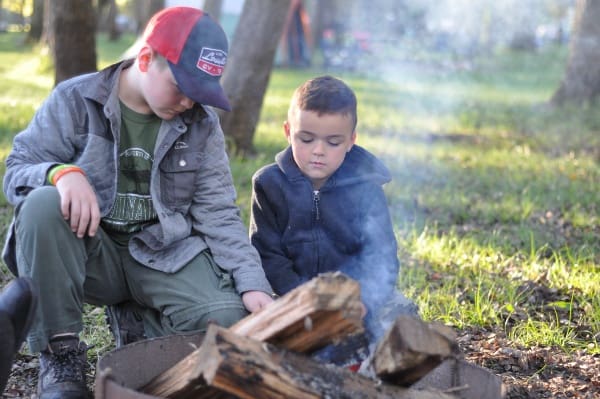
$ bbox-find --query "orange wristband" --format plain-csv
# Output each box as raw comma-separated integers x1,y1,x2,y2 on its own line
51,166,85,185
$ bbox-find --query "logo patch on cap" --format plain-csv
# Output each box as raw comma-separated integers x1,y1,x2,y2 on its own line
196,47,226,76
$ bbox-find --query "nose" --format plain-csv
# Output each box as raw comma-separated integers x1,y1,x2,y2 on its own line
313,140,325,155
180,96,194,109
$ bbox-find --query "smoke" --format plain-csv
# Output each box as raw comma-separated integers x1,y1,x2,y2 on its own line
321,0,573,83
304,2,574,336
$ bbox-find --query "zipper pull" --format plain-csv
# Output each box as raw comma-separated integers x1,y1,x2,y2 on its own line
313,190,320,221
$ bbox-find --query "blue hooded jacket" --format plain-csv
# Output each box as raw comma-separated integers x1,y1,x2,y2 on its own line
250,145,399,313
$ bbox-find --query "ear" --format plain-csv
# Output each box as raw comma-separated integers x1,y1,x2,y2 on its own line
348,130,357,152
283,120,292,144
137,46,153,72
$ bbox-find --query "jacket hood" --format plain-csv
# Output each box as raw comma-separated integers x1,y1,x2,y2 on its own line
275,145,391,189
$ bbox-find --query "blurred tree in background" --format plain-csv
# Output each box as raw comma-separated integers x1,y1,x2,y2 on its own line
131,0,163,33
218,0,291,156
26,0,42,42
203,0,223,21
0,0,590,143
552,0,600,105
97,0,120,40
50,0,97,84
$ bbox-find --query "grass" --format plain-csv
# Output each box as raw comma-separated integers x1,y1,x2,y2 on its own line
0,30,598,366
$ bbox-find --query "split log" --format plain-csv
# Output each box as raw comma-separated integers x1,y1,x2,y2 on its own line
142,324,457,399
230,272,364,352
414,358,506,399
140,273,365,396
373,315,460,387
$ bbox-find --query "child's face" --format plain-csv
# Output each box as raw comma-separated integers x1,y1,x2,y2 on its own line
139,50,195,120
285,109,356,189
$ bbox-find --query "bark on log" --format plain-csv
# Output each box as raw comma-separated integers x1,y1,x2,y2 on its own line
142,324,457,399
230,272,364,352
373,315,460,387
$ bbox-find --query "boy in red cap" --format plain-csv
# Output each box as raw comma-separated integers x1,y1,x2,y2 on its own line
2,7,273,397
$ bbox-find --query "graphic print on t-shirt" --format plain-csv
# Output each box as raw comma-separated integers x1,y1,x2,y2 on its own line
102,147,158,234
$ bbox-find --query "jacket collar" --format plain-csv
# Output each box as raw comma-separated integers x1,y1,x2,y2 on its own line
275,145,392,189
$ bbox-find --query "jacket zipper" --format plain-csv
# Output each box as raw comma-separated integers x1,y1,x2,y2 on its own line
313,190,320,221
313,189,321,275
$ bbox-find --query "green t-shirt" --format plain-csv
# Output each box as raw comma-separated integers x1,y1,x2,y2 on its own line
101,102,160,244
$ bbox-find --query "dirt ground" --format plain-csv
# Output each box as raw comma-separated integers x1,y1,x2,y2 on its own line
458,327,600,399
2,326,598,398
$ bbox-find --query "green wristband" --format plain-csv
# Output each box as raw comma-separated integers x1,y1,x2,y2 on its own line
47,164,74,185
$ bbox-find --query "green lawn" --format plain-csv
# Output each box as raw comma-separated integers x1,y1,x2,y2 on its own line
0,31,598,365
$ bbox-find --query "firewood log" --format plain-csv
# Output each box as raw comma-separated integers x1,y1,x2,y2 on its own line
142,324,457,399
373,315,460,386
230,271,364,352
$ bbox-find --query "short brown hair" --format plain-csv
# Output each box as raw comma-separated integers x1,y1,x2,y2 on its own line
151,51,169,70
288,75,357,130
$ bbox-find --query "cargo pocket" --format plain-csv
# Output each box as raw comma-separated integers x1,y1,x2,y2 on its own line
204,251,235,292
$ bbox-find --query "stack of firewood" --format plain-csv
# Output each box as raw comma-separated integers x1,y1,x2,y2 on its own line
139,273,504,399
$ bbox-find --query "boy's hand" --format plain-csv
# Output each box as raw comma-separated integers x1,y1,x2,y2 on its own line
55,172,101,238
242,290,274,312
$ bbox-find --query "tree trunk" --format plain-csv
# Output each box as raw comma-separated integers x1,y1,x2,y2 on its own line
313,0,340,51
41,0,52,48
27,0,44,43
551,0,600,106
97,0,120,41
133,0,164,34
218,0,292,156
203,0,223,22
107,0,119,41
50,0,97,85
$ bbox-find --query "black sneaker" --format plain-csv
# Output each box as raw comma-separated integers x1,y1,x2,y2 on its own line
38,334,89,399
105,301,146,348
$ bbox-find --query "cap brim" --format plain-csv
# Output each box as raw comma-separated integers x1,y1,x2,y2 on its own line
168,62,232,111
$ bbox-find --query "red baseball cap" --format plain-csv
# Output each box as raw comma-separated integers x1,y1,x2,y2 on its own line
143,7,231,111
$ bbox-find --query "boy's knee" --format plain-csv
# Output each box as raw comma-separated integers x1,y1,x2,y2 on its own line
18,187,61,223
203,306,248,329
167,303,248,333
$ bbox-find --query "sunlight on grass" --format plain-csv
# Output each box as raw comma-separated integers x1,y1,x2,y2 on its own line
4,56,53,90
394,222,599,352
508,317,580,352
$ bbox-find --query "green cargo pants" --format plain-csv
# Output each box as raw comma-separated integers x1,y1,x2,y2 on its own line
13,187,247,353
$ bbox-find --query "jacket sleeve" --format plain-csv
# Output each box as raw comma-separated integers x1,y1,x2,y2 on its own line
249,170,307,295
3,88,79,205
188,118,272,295
340,185,399,311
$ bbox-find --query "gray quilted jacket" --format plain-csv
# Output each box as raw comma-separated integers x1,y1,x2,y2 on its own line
2,60,272,295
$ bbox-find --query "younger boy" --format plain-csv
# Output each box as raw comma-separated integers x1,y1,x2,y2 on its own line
249,76,416,366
